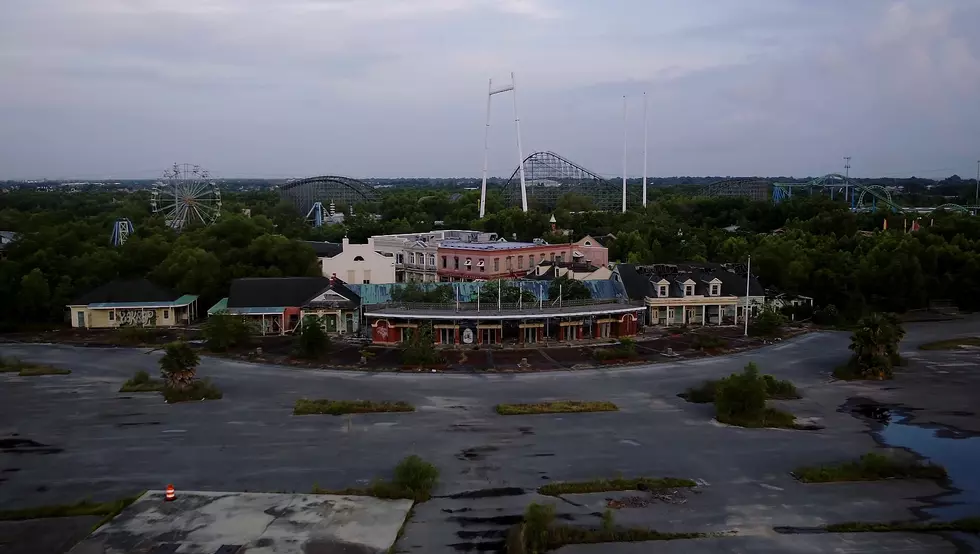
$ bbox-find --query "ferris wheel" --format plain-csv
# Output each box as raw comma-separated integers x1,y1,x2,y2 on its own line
150,163,222,230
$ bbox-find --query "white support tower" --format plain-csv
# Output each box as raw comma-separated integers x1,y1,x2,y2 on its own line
621,95,628,213
480,72,527,217
642,91,648,207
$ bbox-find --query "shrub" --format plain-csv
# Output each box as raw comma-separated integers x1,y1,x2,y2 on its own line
0,356,23,372
119,370,165,392
679,380,718,403
17,365,71,376
763,375,801,399
202,312,253,352
593,339,638,361
539,477,696,496
294,399,415,416
692,334,726,351
401,323,443,366
793,453,947,483
162,378,222,403
715,362,767,421
117,326,156,345
750,307,786,337
296,315,331,360
524,503,557,553
392,455,440,500
846,313,906,380
495,401,618,415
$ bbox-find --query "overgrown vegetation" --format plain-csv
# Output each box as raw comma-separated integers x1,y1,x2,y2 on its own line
918,337,980,351
691,333,727,351
390,283,454,303
549,276,592,301
519,502,706,553
539,477,696,496
159,340,200,389
793,453,947,483
119,370,164,392
680,368,800,404
202,312,253,352
16,365,71,376
162,378,222,403
401,322,444,366
313,455,439,501
295,315,331,360
825,517,980,533
116,325,157,345
495,401,618,415
593,338,639,361
750,307,786,337
0,494,141,530
294,398,415,416
714,362,800,428
837,313,906,380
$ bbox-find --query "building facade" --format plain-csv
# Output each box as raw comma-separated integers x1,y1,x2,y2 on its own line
68,279,199,329
436,236,609,282
312,237,396,284
372,230,498,283
613,263,765,326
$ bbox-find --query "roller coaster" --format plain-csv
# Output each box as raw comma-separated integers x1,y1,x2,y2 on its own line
500,151,619,211
278,175,379,216
769,174,975,214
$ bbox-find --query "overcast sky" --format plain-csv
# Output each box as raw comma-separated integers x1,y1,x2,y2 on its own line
2,0,978,180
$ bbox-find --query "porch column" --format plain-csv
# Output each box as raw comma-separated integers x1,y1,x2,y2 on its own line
717,305,721,325
681,306,686,325
701,305,705,326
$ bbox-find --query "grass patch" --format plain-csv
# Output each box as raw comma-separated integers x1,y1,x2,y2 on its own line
539,477,696,496
793,453,947,483
0,494,141,531
680,374,800,404
495,401,618,415
825,517,980,533
119,370,165,392
294,399,415,416
919,337,980,351
717,407,800,429
162,378,222,403
313,455,438,501
17,366,71,376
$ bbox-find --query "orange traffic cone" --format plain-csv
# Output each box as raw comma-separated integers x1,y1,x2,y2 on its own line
165,484,176,502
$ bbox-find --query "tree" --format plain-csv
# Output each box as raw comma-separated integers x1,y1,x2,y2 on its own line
479,281,536,304
296,315,331,359
549,276,591,301
18,268,50,320
202,312,252,352
751,307,786,337
848,313,906,379
401,322,442,366
715,362,768,422
159,341,200,390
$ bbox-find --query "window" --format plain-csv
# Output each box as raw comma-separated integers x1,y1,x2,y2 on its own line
710,284,720,296
454,256,459,269
442,256,447,268
529,254,534,265
659,285,668,297
465,258,472,267
550,253,555,262
584,240,592,246
396,254,404,264
479,259,485,272
429,254,436,266
409,253,415,264
685,285,693,296
518,256,524,269
363,279,371,284
494,258,499,271
506,257,513,270
163,309,169,319
439,328,455,344
108,311,115,321
354,255,365,262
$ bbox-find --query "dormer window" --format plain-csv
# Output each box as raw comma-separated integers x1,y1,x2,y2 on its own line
658,285,668,297
685,285,694,296
710,284,720,296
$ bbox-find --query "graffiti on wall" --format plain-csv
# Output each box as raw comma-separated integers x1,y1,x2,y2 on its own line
117,309,156,326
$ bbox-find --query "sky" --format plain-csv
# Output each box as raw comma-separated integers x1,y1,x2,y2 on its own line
1,0,978,180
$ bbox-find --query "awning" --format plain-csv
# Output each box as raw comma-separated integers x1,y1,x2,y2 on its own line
572,250,584,257
519,323,545,328
477,260,485,267
596,318,618,324
394,323,418,328
433,324,459,329
559,320,584,327
476,324,502,329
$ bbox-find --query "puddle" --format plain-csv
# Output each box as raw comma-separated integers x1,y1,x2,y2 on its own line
849,401,980,519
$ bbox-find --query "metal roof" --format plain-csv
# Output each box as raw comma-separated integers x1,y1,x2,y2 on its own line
348,279,626,306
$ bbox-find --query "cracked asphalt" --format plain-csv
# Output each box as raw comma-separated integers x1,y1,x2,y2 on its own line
1,317,979,553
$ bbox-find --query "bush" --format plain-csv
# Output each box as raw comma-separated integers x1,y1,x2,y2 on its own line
159,341,200,389
718,406,797,428
679,380,718,403
0,356,23,372
812,305,843,326
119,370,165,392
715,362,767,421
162,378,222,403
691,334,726,351
846,313,906,380
392,455,440,500
293,399,415,416
17,365,71,376
750,307,786,337
117,326,157,345
401,323,443,366
763,374,801,399
539,477,696,496
296,315,331,360
793,453,947,483
524,503,557,553
202,312,252,352
593,339,638,361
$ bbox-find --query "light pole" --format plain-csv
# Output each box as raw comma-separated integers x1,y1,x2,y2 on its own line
975,160,979,211
744,255,751,337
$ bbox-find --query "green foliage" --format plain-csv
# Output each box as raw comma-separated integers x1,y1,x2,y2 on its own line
524,503,557,554
0,495,140,524
17,365,71,376
691,333,726,350
159,340,200,389
162,377,222,403
117,326,157,345
17,268,50,319
390,283,454,303
401,322,443,366
296,315,331,360
683,372,800,403
600,509,615,532
549,276,592,301
680,380,719,403
919,337,980,350
539,477,696,496
119,370,165,392
495,401,618,415
825,517,980,533
202,312,252,352
593,339,639,361
715,362,768,421
762,374,801,399
847,312,906,379
294,399,415,415
479,280,537,304
313,455,439,502
794,453,947,483
750,307,786,337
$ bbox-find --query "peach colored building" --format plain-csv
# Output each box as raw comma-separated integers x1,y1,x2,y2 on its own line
436,236,608,282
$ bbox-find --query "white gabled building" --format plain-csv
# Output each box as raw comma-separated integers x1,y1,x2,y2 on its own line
307,237,396,285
